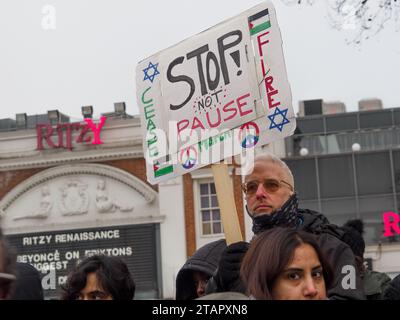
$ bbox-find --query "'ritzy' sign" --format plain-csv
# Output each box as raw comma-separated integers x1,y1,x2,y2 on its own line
36,117,107,150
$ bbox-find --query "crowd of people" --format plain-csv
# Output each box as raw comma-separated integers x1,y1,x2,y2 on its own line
1,153,400,300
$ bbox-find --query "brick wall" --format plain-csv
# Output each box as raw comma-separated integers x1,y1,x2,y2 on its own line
0,168,45,199
101,158,157,191
0,158,151,200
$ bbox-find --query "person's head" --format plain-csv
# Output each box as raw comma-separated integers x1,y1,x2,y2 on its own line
10,263,44,300
175,239,226,300
62,255,135,300
243,153,294,217
192,270,210,298
0,228,16,299
342,219,365,258
341,219,366,275
241,228,333,300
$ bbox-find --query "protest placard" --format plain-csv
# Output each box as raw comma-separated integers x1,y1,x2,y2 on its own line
136,1,296,185
136,1,296,243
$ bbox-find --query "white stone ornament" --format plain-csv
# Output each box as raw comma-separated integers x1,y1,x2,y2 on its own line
59,180,89,216
13,185,52,220
95,178,134,213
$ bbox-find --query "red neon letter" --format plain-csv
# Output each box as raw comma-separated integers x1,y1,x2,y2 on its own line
84,116,107,145
36,124,55,150
383,212,400,237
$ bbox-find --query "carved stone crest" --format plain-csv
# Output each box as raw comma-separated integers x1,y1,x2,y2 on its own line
59,179,89,216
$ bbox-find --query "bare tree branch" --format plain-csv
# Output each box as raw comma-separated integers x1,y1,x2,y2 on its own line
280,0,400,44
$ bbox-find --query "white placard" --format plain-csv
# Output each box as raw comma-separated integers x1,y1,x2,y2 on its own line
136,1,296,185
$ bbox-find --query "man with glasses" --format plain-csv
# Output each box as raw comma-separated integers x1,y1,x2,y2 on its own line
0,228,16,299
204,153,365,300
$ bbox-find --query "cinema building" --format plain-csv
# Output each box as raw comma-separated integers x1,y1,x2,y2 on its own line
0,105,251,299
0,107,163,299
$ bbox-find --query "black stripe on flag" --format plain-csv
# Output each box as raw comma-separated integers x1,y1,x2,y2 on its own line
248,8,269,23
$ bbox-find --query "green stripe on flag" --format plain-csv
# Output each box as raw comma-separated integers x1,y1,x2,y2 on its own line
250,21,271,35
155,165,173,178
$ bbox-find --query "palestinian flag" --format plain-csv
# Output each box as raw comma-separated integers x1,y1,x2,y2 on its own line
248,9,271,36
153,160,173,178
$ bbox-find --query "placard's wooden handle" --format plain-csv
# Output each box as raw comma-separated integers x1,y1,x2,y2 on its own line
211,163,243,245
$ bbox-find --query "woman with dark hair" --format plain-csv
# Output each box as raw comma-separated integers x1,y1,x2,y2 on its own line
61,255,135,300
241,227,333,300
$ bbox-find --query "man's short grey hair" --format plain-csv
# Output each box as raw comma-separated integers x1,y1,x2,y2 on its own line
244,153,295,189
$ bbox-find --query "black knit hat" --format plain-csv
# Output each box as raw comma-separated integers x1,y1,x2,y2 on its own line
383,274,400,300
341,219,366,258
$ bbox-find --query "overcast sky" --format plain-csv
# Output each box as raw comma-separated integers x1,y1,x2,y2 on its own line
0,0,399,121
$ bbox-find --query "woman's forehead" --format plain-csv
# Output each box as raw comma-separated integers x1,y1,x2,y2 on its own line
288,244,320,267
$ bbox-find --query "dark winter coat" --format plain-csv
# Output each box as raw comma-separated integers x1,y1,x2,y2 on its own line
363,269,391,300
205,209,366,300
300,209,365,300
175,239,226,300
383,273,400,300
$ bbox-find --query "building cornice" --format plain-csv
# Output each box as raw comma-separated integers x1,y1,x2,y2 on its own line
0,163,157,212
0,146,144,171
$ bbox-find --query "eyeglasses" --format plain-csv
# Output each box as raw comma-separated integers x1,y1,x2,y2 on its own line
242,178,293,195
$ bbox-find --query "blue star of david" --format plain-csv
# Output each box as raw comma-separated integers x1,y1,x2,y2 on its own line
143,62,160,83
268,107,290,132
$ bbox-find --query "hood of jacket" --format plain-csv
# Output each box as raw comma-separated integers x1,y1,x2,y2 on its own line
10,263,44,300
175,239,226,300
298,208,330,230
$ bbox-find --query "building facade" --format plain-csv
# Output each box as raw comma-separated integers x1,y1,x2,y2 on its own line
3,104,397,297
284,107,400,277
0,109,250,299
0,111,178,298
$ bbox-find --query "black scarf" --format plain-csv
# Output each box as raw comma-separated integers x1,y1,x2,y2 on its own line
251,193,302,235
